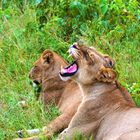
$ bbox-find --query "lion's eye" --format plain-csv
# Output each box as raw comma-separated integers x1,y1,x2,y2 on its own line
89,53,94,58
33,66,40,73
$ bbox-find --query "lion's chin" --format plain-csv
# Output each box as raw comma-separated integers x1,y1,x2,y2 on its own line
59,75,71,81
29,79,42,93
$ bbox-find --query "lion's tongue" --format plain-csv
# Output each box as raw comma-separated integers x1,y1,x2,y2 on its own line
64,63,77,74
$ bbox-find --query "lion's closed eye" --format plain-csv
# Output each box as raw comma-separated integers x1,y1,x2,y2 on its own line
32,66,40,73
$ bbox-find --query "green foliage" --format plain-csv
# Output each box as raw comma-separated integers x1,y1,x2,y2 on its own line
126,82,140,107
0,0,140,139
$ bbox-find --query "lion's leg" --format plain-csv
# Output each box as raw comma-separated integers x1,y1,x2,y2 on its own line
43,102,80,136
58,125,94,140
15,106,77,139
15,112,73,140
43,110,76,136
118,130,140,140
16,113,68,138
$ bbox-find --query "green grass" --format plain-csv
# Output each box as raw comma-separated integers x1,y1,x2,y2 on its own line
0,1,140,139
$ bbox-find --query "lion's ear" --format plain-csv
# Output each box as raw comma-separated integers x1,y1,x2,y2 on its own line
96,67,116,82
103,55,115,68
42,50,54,64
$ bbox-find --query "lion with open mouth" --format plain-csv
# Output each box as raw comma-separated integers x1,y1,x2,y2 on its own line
59,42,139,140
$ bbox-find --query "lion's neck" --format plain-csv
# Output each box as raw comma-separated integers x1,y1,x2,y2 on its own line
79,82,116,99
41,75,69,105
79,81,135,108
42,75,67,91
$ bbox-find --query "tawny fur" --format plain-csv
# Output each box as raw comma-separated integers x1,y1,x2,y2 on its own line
18,50,82,140
15,48,135,140
59,43,139,140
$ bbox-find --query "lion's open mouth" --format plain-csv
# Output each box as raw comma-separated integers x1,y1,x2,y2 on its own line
60,61,78,77
60,44,80,77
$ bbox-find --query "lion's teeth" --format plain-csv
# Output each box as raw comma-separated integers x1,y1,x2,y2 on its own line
67,48,71,53
61,66,66,73
68,54,72,58
61,65,64,71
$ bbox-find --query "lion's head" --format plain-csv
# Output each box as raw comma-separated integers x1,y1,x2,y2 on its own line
60,42,116,85
29,49,67,88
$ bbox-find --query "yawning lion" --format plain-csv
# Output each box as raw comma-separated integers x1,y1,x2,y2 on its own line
59,42,137,140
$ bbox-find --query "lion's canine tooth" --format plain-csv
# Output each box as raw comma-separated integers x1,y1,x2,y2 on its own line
61,66,66,73
67,48,71,54
68,54,72,58
61,65,63,71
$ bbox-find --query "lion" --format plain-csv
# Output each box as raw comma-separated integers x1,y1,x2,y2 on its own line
59,42,139,140
16,50,82,140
